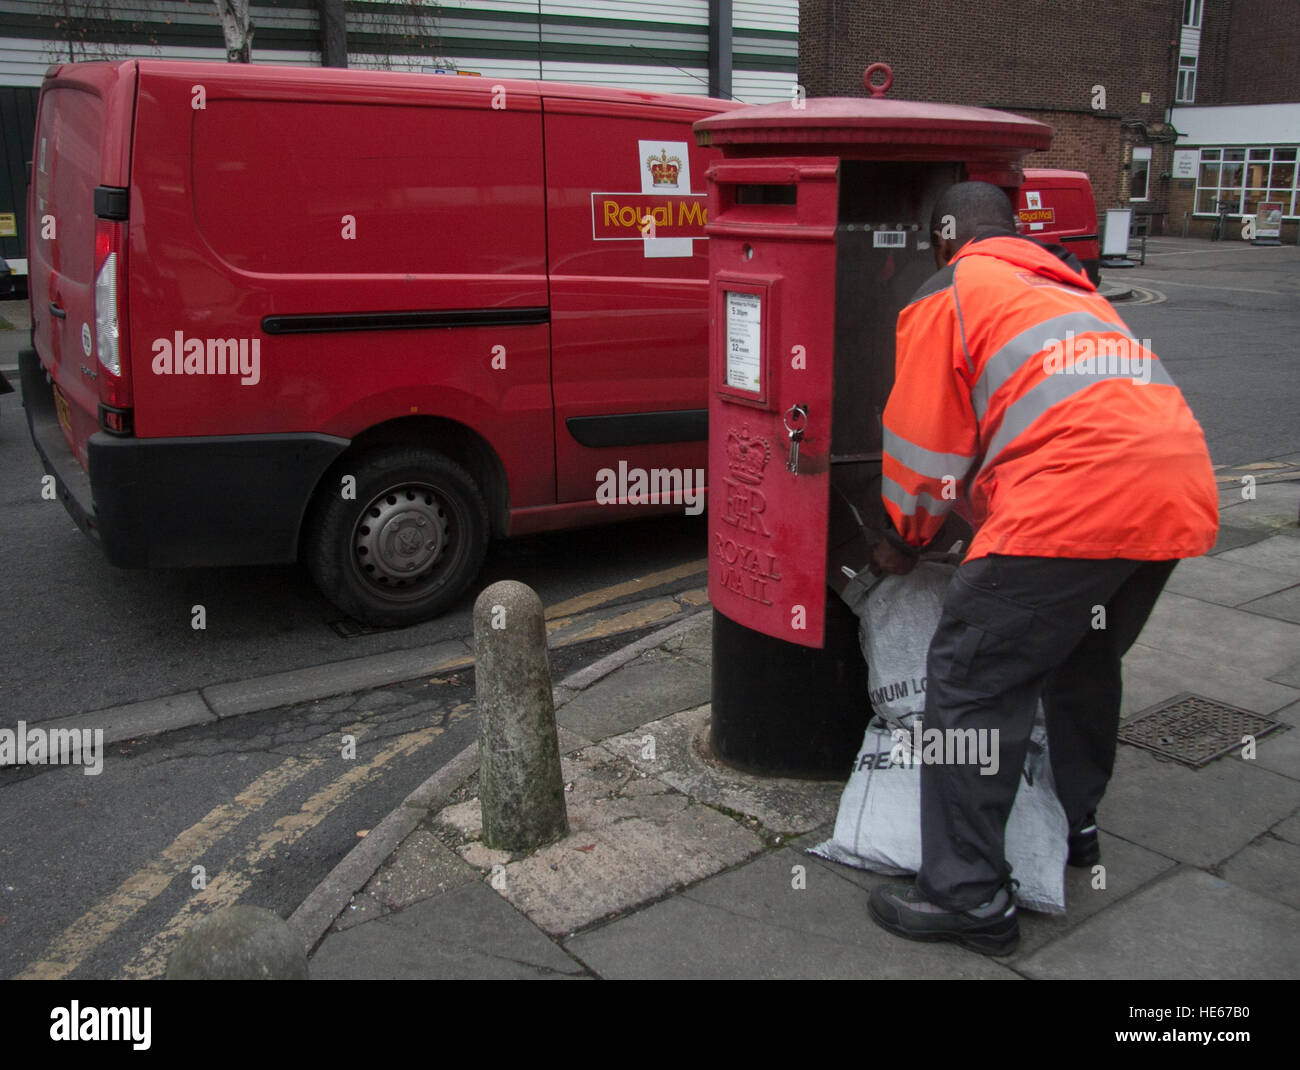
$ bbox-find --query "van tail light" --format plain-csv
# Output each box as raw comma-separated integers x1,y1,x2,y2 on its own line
94,217,132,416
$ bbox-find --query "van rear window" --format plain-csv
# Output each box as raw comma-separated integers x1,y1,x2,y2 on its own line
36,86,104,286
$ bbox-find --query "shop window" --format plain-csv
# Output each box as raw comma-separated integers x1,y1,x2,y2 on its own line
1193,145,1299,217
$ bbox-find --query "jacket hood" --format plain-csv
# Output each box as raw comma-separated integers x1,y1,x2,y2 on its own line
951,232,1096,292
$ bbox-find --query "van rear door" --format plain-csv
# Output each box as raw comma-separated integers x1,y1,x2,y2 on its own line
1018,169,1101,284
28,60,136,470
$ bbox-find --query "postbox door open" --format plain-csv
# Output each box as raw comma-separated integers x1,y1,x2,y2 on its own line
707,158,840,649
708,157,968,650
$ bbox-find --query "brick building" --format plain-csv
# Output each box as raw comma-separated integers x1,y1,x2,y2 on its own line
1168,0,1300,240
800,0,1300,241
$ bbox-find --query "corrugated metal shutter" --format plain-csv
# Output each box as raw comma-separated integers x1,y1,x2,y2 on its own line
542,0,709,25
0,0,795,97
734,0,798,33
733,70,797,105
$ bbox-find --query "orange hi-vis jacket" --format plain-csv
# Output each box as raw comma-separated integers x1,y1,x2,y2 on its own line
882,234,1219,561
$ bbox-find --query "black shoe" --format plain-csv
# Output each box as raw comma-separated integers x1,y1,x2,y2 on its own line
1068,824,1100,868
867,882,1019,956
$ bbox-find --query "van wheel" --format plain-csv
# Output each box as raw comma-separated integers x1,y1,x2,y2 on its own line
305,447,489,627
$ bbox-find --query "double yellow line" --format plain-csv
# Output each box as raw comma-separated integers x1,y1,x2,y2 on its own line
16,560,706,979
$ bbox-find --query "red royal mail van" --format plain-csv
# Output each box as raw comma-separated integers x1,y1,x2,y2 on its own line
22,60,741,625
1018,168,1101,284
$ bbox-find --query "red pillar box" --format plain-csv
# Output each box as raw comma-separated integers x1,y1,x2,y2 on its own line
696,66,1051,776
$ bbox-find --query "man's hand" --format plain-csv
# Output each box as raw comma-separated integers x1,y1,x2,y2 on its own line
870,537,919,576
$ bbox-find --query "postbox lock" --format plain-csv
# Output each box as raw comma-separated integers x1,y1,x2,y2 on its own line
863,63,893,98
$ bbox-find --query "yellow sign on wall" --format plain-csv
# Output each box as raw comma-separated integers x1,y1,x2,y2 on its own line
0,212,16,237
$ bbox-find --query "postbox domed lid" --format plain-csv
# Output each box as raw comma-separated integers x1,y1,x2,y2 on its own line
695,64,1052,157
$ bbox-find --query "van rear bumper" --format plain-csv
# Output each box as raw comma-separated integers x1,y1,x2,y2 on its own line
20,348,349,568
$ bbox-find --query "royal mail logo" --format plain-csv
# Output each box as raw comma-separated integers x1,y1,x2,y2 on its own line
726,426,770,486
646,148,682,187
591,193,708,240
1018,208,1055,224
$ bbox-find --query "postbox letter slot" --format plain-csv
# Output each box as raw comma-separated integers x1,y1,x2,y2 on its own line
735,185,797,206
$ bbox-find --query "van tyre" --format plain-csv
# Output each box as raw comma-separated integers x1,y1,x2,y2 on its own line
306,448,489,627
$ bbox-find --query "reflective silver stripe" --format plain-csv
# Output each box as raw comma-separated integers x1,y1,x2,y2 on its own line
952,273,973,374
978,360,1177,476
972,312,1137,420
883,427,975,482
882,474,956,519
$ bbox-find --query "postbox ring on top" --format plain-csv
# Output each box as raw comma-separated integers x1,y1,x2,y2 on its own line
863,63,893,98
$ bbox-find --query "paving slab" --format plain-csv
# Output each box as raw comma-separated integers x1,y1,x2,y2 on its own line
1214,534,1300,578
805,829,1177,961
652,617,712,664
1220,833,1300,911
1017,867,1300,980
432,749,764,936
1099,745,1300,867
1240,584,1300,625
1163,553,1298,607
564,848,1021,980
1209,524,1271,555
1272,661,1300,688
555,657,711,741
1120,641,1300,717
601,705,842,837
1271,813,1300,845
334,828,480,931
309,881,587,979
1231,720,1297,779
1217,479,1300,518
1133,591,1300,680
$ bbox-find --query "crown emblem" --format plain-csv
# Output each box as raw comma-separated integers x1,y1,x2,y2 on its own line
726,426,770,485
646,148,682,187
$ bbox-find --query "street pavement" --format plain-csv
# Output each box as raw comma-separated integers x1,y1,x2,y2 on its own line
299,460,1300,980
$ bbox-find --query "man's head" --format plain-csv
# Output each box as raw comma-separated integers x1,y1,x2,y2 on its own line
929,181,1019,268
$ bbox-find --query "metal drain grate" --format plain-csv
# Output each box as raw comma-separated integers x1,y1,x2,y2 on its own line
1118,693,1284,768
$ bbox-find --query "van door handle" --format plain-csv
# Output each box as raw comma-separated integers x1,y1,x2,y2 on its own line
49,302,67,319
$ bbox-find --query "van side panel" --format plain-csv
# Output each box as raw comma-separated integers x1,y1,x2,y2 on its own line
543,97,717,505
127,65,556,511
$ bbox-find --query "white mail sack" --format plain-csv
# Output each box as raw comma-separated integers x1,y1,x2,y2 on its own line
857,560,955,733
815,561,1069,914
808,720,1068,914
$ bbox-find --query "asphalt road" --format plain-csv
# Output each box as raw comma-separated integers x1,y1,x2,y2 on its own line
0,627,669,980
1114,237,1300,466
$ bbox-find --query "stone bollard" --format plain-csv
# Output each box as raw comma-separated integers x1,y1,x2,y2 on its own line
474,580,569,851
166,905,308,979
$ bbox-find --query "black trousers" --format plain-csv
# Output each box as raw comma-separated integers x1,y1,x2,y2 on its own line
914,554,1177,911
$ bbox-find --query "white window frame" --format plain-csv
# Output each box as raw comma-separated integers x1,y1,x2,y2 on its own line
1192,145,1299,219
1177,55,1197,103
1130,147,1152,202
1183,0,1203,29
